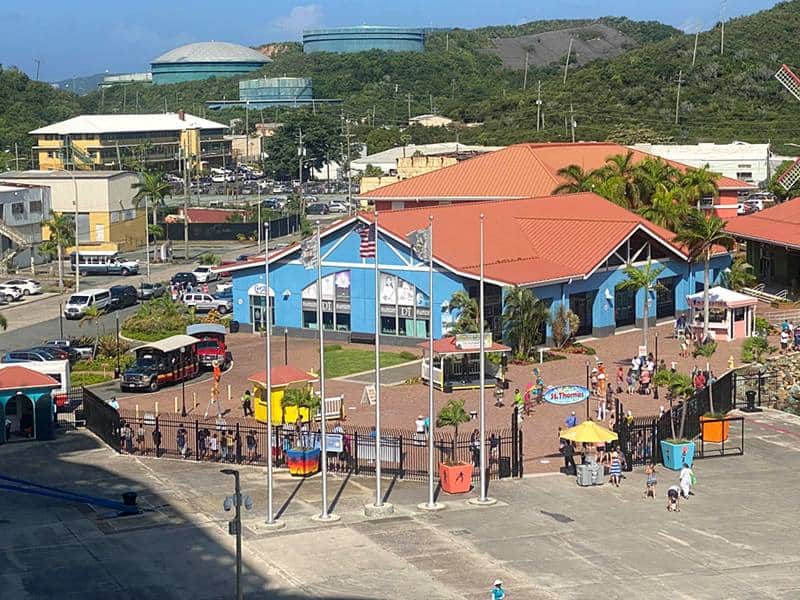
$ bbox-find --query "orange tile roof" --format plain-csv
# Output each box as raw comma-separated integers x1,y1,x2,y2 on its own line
0,366,60,390
726,197,800,249
362,142,753,199
368,192,690,286
248,365,316,387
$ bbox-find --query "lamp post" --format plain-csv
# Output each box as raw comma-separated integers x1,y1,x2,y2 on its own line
58,302,64,339
284,328,288,366
221,469,252,600
180,346,187,417
53,168,80,292
653,332,660,400
585,360,590,420
115,313,121,379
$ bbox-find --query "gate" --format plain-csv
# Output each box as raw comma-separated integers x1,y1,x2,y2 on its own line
82,389,120,449
616,416,659,469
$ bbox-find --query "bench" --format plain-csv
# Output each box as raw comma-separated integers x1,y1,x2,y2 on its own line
350,332,375,345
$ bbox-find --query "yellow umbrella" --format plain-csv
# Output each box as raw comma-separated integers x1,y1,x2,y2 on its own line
560,420,618,443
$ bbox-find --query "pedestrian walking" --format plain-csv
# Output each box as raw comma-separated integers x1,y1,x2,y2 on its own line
561,439,577,475
209,432,219,461
152,428,162,457
177,425,188,459
122,422,133,454
470,428,480,467
565,411,578,428
616,366,624,393
197,428,207,460
241,389,253,417
780,329,790,354
491,579,506,600
679,463,694,499
136,423,145,454
246,430,257,462
609,451,622,487
220,430,229,462
667,484,681,512
644,463,657,499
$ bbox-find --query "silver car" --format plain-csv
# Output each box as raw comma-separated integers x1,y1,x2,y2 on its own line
182,292,231,314
3,278,42,296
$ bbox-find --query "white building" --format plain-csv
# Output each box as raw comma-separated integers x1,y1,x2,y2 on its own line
630,142,794,187
352,142,503,174
0,182,51,267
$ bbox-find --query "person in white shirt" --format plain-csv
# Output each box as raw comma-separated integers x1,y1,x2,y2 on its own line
679,463,694,499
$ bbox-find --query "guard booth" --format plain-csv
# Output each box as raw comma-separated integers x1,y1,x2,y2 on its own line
0,366,61,443
248,366,318,426
420,334,510,392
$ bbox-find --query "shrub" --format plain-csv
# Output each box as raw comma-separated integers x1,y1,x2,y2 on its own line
324,344,342,352
398,351,418,360
742,336,774,363
95,334,132,358
198,252,220,265
754,316,773,337
122,296,196,340
693,341,718,358
551,304,579,349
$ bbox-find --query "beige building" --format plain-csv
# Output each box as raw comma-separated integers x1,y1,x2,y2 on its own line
408,114,453,127
360,155,459,194
0,171,146,252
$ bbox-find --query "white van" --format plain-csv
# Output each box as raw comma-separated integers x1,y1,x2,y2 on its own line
63,288,111,320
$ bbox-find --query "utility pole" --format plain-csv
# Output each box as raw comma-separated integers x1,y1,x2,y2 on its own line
297,127,305,213
183,148,190,260
536,81,542,131
675,70,684,125
429,93,434,113
33,58,41,81
563,38,573,85
340,116,354,215
445,32,449,52
406,93,412,122
692,31,699,67
523,52,529,90
720,0,727,55
570,105,576,143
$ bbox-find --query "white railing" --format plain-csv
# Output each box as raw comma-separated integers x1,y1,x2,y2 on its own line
420,358,443,386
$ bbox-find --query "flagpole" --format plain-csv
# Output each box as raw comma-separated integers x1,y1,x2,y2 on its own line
313,219,337,522
471,213,495,506
263,224,283,529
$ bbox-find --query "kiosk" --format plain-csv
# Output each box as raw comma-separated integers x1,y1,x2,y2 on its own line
686,286,757,342
420,334,510,392
248,366,317,426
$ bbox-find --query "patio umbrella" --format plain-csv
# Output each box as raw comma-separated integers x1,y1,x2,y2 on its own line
560,421,618,444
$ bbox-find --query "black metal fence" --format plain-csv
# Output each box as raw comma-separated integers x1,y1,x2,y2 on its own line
617,370,743,467
164,214,300,241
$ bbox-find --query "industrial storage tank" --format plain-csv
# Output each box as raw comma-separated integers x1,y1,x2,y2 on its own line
302,26,425,54
239,77,313,104
151,41,271,85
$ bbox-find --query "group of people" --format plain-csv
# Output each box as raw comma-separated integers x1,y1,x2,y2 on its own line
779,319,800,354
665,462,696,512
170,280,210,301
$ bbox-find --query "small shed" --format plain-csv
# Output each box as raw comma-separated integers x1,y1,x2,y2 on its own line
0,366,61,443
248,366,317,426
686,286,758,341
420,334,510,392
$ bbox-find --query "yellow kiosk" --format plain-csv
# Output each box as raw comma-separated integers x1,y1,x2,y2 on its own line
248,366,317,426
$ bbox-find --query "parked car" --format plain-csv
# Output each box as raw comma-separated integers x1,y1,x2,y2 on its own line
327,201,348,214
63,288,111,320
170,272,198,288
307,203,330,215
28,346,72,362
45,339,93,360
213,288,233,302
137,281,166,300
0,284,23,302
2,278,41,296
215,282,232,293
33,344,78,363
181,292,232,314
2,349,53,363
109,285,138,310
192,265,219,284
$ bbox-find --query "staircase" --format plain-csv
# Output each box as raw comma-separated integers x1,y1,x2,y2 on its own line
775,64,800,102
0,220,29,247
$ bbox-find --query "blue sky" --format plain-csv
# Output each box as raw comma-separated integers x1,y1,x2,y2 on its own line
0,0,781,81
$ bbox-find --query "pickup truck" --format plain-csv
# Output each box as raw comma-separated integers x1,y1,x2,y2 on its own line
186,324,232,369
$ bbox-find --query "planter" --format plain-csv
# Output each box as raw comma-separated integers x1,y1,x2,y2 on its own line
438,462,474,494
700,415,730,443
286,447,321,477
659,440,695,471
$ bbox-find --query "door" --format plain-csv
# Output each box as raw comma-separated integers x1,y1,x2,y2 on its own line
656,277,677,319
569,291,596,337
614,286,636,328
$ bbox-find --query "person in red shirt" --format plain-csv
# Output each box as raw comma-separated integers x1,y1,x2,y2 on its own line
693,371,706,390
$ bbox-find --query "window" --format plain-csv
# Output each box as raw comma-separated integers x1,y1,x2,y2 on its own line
378,273,430,337
736,172,753,181
302,271,351,331
29,200,43,215
11,202,25,217
734,307,745,321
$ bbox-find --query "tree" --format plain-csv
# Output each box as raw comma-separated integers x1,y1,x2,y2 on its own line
633,157,680,205
721,256,756,291
679,167,719,208
655,371,693,439
619,260,665,354
768,160,800,201
262,111,340,181
550,304,580,349
501,286,550,357
42,213,75,291
148,224,165,242
132,172,172,235
447,290,479,334
282,387,320,438
637,183,689,231
436,399,470,438
598,151,641,209
365,127,402,154
553,165,596,194
674,210,735,342
362,164,385,178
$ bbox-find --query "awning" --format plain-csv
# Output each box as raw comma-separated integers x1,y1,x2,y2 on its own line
247,283,275,297
187,323,226,337
135,334,199,354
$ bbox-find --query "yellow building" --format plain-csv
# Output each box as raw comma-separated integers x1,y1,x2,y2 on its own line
29,112,230,172
0,171,146,252
247,366,317,426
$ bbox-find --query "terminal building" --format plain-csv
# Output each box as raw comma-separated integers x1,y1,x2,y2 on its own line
302,26,425,54
216,193,732,344
150,41,271,85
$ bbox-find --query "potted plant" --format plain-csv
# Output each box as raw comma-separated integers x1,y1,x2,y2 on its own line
657,372,696,470
700,369,731,443
282,387,321,477
436,399,474,494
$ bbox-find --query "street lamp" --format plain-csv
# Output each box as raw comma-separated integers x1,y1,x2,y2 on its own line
653,332,660,400
115,313,121,379
52,168,80,292
284,328,288,366
585,360,590,420
221,469,252,600
180,346,187,417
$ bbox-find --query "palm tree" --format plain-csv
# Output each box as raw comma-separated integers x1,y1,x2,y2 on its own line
680,166,719,208
0,313,7,331
447,290,479,334
637,183,689,231
132,172,172,231
599,151,641,208
655,371,694,439
674,210,736,342
436,399,470,438
43,213,75,292
721,256,756,291
148,224,165,243
633,157,680,205
619,259,665,355
502,286,550,358
553,165,597,194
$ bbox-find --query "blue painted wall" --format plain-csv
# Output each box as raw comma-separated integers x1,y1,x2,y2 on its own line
230,221,732,341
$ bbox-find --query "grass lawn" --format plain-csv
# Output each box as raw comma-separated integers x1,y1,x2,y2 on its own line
323,346,418,378
71,372,113,387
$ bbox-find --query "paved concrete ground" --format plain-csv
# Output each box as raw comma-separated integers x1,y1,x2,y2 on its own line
2,408,800,599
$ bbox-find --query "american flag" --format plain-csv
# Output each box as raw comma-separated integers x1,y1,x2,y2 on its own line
357,223,376,258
